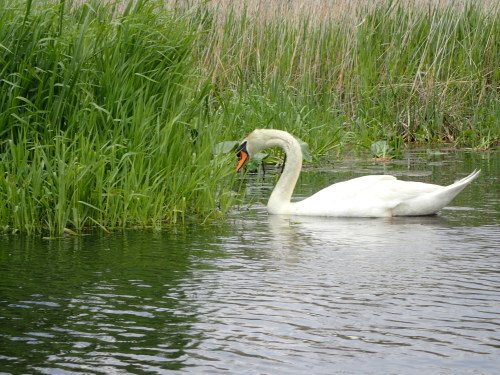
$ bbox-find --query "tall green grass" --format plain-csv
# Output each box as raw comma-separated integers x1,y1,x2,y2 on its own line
0,0,238,235
1,0,498,235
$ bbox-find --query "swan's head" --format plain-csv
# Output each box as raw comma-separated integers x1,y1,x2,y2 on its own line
236,129,271,171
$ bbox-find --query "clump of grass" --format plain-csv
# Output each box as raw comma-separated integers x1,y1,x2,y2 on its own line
0,0,238,235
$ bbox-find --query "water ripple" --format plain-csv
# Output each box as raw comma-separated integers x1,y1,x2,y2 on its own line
1,156,499,374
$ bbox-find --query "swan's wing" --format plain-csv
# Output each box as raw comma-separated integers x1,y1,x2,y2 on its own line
366,179,442,201
292,171,479,217
309,175,399,200
294,175,401,216
295,175,444,217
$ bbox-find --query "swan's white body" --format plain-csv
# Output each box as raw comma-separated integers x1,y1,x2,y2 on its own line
237,129,480,217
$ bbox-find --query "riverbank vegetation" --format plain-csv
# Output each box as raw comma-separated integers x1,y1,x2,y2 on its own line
1,0,498,234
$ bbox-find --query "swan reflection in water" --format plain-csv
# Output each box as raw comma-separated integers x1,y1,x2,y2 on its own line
265,213,459,258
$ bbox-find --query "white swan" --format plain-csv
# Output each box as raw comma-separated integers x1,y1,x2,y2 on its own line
236,129,480,217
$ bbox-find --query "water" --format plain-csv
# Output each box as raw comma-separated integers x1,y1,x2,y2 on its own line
1,150,499,374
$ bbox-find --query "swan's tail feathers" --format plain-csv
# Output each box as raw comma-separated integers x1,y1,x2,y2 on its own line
393,170,481,216
452,169,481,186
442,168,481,201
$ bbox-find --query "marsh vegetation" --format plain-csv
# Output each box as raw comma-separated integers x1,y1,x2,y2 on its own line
0,0,498,234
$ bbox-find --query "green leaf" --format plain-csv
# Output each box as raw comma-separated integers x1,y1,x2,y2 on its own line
246,152,269,172
214,141,239,154
370,140,393,159
294,137,312,162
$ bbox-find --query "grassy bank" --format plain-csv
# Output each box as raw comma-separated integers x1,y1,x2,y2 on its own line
0,0,498,235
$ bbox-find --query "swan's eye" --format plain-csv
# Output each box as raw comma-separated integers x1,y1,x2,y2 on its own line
236,141,247,153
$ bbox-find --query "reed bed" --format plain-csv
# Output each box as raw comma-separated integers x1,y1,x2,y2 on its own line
0,0,498,234
186,0,498,151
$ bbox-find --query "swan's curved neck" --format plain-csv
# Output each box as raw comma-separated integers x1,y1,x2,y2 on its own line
266,131,302,213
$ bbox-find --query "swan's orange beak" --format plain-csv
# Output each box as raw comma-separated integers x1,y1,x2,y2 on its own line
236,150,249,172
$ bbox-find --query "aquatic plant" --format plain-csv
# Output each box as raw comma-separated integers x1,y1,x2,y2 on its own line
0,0,238,235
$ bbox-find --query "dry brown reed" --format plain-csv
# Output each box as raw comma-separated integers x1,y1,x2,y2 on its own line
169,0,498,22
